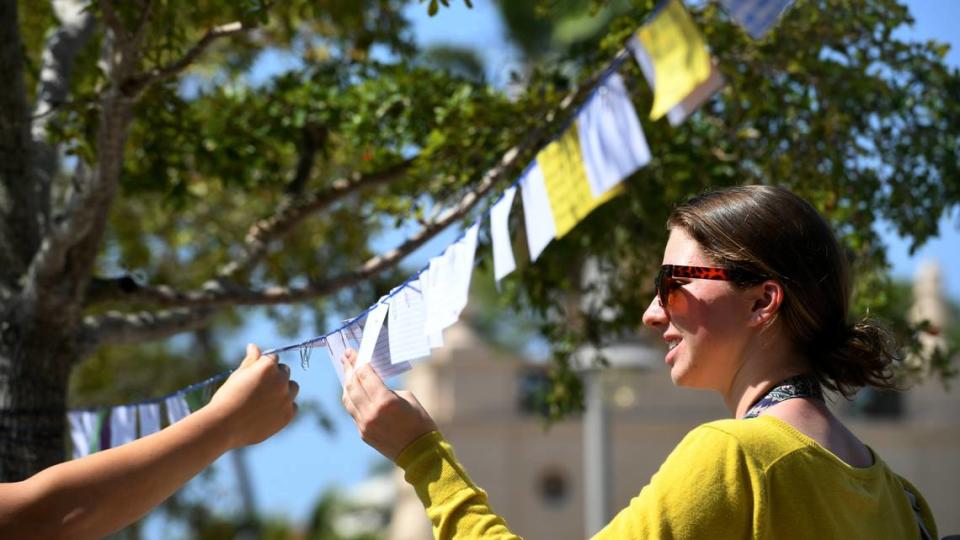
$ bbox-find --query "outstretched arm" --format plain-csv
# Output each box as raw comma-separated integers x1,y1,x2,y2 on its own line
340,350,521,540
0,344,298,540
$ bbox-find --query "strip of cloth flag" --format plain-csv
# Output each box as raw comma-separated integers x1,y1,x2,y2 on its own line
719,0,794,39
519,163,556,262
325,330,349,385
138,402,162,437
536,125,623,239
109,404,138,448
633,0,712,120
576,73,651,196
165,394,191,425
68,410,104,459
490,186,518,282
629,35,724,126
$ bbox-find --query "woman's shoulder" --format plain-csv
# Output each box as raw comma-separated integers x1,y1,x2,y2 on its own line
681,416,813,467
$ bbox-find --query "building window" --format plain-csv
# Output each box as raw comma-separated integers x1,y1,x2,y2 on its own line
537,467,569,508
849,387,903,419
517,369,550,416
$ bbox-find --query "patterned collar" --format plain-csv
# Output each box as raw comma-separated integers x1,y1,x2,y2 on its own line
742,374,823,419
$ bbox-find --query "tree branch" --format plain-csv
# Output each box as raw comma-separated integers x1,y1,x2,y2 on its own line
98,0,125,38
79,49,620,316
121,20,249,96
0,0,38,281
82,307,218,350
32,0,97,235
218,157,414,281
84,140,524,309
24,21,141,310
84,158,414,307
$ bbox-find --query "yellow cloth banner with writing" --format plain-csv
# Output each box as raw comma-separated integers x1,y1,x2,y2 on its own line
635,0,712,120
536,125,623,238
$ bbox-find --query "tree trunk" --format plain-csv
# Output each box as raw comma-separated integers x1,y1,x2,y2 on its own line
0,300,79,481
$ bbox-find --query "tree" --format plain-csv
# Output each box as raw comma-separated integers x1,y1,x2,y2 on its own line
2,0,958,483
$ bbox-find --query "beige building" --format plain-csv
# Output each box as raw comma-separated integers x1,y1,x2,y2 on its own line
385,264,960,539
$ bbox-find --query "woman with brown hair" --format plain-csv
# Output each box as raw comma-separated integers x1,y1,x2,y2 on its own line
340,185,939,539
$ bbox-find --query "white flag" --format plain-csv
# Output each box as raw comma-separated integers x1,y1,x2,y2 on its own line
576,73,651,197
68,410,98,459
109,404,138,448
490,186,518,282
138,403,161,437
165,394,190,425
519,163,555,262
718,0,794,39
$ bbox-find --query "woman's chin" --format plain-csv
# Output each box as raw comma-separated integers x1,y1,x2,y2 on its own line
668,365,688,386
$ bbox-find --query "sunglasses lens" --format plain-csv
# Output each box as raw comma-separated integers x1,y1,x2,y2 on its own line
656,266,669,308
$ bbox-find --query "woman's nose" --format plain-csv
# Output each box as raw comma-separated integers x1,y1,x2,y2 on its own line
642,294,668,328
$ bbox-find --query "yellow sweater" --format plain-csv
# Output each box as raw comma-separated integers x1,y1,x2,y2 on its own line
396,415,938,539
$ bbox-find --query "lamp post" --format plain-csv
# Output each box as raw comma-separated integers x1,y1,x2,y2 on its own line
573,337,660,537
571,258,662,536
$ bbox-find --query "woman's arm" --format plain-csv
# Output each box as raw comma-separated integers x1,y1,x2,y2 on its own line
0,344,298,540
340,349,521,539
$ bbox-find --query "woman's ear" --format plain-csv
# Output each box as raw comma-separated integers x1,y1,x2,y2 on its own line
749,280,784,328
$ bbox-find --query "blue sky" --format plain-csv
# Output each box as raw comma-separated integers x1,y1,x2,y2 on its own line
146,1,960,535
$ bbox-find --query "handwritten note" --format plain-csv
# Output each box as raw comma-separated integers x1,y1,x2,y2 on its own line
388,283,432,363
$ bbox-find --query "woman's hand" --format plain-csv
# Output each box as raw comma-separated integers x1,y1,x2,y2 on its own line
208,344,299,449
340,349,437,461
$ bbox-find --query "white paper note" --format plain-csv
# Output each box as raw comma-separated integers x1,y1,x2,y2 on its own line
452,223,480,314
490,186,518,282
576,73,652,197
109,404,138,448
388,283,432,363
424,249,457,336
164,394,190,425
138,403,161,437
356,302,389,368
418,267,445,348
520,163,556,262
325,330,349,385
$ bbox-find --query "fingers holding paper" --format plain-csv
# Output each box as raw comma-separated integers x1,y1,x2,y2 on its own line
341,349,437,461
208,344,299,449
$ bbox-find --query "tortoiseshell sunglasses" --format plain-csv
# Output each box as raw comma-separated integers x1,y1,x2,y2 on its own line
654,264,765,308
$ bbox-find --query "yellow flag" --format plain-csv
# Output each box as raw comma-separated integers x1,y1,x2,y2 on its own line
536,125,623,239
635,0,711,120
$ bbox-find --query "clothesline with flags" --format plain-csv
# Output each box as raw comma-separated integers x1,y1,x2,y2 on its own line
65,0,796,459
